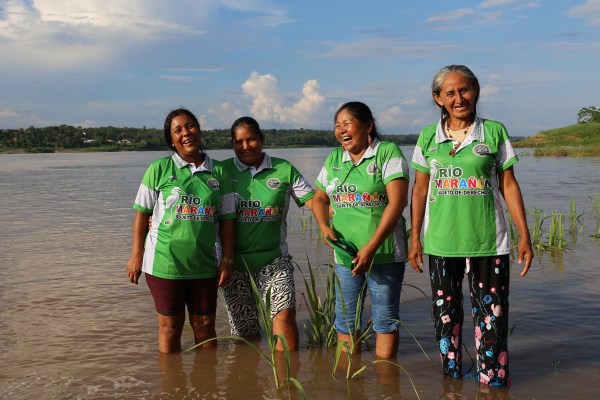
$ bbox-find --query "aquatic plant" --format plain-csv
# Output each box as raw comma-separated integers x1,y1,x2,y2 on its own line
547,210,566,250
591,193,600,219
298,258,337,348
530,208,548,250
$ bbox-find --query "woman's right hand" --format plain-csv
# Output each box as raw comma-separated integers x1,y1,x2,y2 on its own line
127,254,143,284
408,238,424,273
321,226,337,249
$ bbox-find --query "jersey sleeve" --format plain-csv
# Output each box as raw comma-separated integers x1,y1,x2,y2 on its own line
315,151,334,192
494,122,519,172
133,162,159,214
289,164,315,206
216,165,237,220
378,142,409,185
411,128,432,175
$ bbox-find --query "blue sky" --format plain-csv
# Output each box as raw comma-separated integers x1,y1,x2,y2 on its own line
0,0,598,136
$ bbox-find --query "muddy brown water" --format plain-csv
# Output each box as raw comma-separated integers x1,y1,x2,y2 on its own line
1,148,599,399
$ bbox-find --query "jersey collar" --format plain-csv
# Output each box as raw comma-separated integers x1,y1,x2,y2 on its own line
435,116,485,145
172,152,213,172
341,138,380,164
233,153,272,172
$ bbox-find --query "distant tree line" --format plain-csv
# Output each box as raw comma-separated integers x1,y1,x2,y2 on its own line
0,125,419,152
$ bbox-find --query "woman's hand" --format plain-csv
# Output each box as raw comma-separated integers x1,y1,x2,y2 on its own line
127,253,143,284
517,238,534,277
351,245,376,275
408,237,424,273
127,211,150,285
217,262,232,287
321,226,338,249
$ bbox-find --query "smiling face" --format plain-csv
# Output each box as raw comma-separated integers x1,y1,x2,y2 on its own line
334,109,372,158
233,123,263,167
170,114,202,163
433,72,479,126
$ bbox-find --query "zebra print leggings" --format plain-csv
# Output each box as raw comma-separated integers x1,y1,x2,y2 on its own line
220,254,296,336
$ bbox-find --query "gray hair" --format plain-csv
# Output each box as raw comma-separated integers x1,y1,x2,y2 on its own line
431,65,480,121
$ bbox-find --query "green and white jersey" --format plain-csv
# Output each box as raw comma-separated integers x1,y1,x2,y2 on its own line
411,117,518,257
222,154,315,272
133,153,236,279
315,140,409,265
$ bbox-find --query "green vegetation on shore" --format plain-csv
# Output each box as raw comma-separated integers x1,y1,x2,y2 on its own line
0,125,419,153
512,122,600,156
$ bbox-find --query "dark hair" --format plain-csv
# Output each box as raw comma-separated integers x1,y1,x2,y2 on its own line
431,65,480,121
163,108,201,151
230,116,265,143
334,101,380,140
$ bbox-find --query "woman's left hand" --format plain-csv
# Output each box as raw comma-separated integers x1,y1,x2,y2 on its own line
217,262,232,287
517,238,534,277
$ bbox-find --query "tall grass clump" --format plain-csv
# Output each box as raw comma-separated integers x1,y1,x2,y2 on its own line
530,208,547,250
569,198,586,242
298,258,337,348
547,211,566,249
591,193,600,219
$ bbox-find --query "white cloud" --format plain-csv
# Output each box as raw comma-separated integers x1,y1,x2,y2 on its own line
480,84,501,98
0,106,37,127
160,75,195,82
566,0,600,26
207,102,243,127
478,0,538,9
399,98,418,106
241,72,325,127
377,106,405,130
0,0,287,71
424,8,502,25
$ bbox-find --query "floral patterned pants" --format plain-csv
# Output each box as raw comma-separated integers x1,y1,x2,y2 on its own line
429,255,511,386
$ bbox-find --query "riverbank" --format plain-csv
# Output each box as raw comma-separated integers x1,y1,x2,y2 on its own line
513,122,600,156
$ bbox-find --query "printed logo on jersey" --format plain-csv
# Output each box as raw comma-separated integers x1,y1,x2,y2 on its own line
366,161,378,175
332,166,342,171
235,194,282,222
162,187,217,224
266,178,281,190
472,144,491,157
433,164,492,196
206,178,220,190
330,180,388,209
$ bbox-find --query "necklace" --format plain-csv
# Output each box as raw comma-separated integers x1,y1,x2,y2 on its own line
445,121,472,143
446,121,473,158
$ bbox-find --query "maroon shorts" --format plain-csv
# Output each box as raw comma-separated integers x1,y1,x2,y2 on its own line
145,273,218,316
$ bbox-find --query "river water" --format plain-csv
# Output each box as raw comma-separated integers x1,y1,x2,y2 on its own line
1,147,599,399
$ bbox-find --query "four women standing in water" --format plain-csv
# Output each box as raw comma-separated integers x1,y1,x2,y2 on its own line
127,64,532,387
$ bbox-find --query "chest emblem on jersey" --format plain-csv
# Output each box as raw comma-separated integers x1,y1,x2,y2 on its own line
206,178,220,190
366,161,378,175
332,166,342,171
472,144,491,157
266,178,281,190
